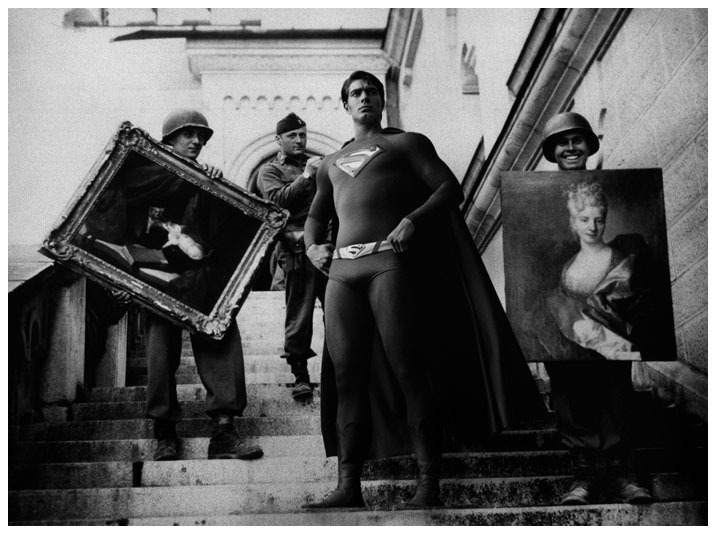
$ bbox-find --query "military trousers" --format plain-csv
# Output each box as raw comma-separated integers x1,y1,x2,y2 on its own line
145,314,247,423
278,244,327,375
545,360,634,477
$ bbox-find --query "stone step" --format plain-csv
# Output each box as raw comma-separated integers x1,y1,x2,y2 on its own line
70,396,553,428
234,315,324,333
132,339,308,360
85,383,314,403
126,359,323,387
86,385,207,403
237,290,292,314
127,354,320,378
126,371,319,387
132,291,324,357
125,354,323,382
8,473,702,521
13,501,704,526
125,373,198,387
11,447,705,490
72,394,556,431
236,291,296,317
16,435,326,464
77,386,556,432
19,416,322,442
126,365,199,377
180,336,299,353
11,453,556,489
13,429,573,466
12,286,705,527
10,461,136,490
73,389,321,420
19,416,562,449
235,319,324,339
170,290,324,359
235,290,323,336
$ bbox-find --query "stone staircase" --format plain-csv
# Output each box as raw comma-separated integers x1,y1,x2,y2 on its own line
8,291,707,525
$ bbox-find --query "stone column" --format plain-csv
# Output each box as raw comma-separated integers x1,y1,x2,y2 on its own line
40,274,86,421
95,314,128,388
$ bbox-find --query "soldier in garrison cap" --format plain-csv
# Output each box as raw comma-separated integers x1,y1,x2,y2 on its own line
257,112,328,401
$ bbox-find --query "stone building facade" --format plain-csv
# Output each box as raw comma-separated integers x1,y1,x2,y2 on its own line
548,10,707,415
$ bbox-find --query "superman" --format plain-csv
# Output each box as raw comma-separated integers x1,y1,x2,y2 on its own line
303,70,546,509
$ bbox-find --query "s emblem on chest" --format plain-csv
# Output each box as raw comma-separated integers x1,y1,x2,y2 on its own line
334,145,383,177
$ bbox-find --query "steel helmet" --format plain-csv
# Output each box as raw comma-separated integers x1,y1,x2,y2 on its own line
161,108,214,144
541,112,599,163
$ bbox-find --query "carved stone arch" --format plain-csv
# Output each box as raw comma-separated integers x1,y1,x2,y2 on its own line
228,130,344,190
289,96,302,111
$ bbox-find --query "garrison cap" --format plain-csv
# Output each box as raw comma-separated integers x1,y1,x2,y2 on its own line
276,113,306,135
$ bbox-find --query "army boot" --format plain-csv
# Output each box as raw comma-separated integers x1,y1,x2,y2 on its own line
208,414,264,460
290,358,313,401
153,419,180,461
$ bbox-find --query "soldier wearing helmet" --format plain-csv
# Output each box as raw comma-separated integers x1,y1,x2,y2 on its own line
139,109,263,462
541,112,600,170
160,108,222,178
541,111,652,506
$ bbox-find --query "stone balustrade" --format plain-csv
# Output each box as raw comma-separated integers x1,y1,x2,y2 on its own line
8,245,128,425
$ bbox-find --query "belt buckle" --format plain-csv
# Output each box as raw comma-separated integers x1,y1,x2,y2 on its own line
341,243,367,259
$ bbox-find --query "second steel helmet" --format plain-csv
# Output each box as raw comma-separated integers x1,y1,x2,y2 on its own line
161,108,214,144
541,112,599,163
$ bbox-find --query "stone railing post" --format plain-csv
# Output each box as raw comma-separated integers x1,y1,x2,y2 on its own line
39,273,86,421
95,314,128,388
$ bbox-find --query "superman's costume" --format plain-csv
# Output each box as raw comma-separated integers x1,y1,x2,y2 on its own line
305,128,546,470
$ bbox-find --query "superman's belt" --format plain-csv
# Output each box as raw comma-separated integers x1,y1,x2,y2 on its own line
332,240,393,260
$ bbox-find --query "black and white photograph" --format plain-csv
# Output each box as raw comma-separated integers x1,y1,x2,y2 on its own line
7,7,707,527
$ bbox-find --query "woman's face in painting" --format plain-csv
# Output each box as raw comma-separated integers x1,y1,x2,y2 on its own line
571,204,606,245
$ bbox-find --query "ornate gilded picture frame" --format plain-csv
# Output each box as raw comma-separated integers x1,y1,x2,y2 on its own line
501,169,676,362
42,121,288,339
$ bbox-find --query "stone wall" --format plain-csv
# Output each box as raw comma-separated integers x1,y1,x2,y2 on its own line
188,41,389,187
394,9,536,181
539,9,708,375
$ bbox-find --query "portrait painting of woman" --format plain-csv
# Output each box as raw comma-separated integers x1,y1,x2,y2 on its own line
547,178,657,361
501,169,676,363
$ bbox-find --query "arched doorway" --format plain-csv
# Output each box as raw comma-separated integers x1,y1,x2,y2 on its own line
228,131,343,189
